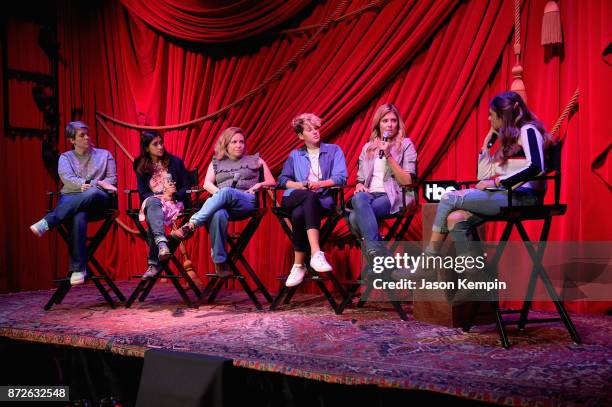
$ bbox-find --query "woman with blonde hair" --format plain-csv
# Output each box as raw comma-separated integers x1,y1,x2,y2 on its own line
172,127,275,276
349,103,417,256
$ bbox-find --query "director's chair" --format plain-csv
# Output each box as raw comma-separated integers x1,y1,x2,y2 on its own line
124,169,202,308
194,182,273,311
451,141,580,348
335,184,419,320
269,187,348,313
44,191,125,310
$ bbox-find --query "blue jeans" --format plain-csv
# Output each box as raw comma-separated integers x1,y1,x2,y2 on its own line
44,188,111,271
349,192,391,254
433,187,541,253
190,187,257,263
143,197,169,266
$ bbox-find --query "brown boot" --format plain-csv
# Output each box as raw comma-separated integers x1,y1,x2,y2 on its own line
158,241,171,262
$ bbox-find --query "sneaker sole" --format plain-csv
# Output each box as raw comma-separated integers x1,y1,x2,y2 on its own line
285,273,306,287
310,266,332,273
285,280,304,287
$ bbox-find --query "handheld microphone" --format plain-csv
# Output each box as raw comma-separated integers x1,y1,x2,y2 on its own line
487,132,498,149
231,173,241,189
379,131,390,159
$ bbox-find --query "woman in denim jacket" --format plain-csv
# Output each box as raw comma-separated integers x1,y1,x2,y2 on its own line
278,113,347,287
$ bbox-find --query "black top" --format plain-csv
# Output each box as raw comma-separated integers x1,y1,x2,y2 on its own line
133,154,193,207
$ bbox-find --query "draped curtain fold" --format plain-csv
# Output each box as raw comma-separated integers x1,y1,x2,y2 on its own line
1,0,610,313
119,0,313,43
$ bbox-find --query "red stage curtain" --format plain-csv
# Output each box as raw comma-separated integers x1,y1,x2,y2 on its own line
119,0,312,43
1,0,610,313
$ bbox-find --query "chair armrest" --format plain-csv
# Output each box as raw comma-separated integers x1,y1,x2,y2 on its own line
505,171,558,208
46,191,61,211
124,189,140,211
399,183,418,208
257,185,277,208
268,186,286,208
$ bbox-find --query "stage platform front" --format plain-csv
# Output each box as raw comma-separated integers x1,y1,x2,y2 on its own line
0,281,610,406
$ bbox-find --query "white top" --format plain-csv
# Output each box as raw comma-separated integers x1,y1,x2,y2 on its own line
369,156,386,193
307,147,322,183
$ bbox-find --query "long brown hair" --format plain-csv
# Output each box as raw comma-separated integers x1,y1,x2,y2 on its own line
366,103,407,158
490,92,550,164
213,127,247,160
134,131,170,175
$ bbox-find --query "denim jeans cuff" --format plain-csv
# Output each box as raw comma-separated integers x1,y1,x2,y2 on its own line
189,216,203,228
154,236,168,245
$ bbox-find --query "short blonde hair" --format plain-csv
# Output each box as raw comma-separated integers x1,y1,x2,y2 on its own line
291,113,321,135
214,127,246,160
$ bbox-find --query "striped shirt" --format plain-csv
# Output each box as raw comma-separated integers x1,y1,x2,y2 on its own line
477,124,545,191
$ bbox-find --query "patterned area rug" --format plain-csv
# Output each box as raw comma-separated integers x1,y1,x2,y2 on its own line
0,282,610,406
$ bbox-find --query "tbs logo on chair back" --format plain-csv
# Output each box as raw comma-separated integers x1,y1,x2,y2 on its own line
423,180,461,203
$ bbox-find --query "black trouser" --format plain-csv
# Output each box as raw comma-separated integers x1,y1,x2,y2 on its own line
281,190,326,252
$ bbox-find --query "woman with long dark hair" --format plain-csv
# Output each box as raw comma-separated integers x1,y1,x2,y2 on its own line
426,91,549,255
134,131,192,279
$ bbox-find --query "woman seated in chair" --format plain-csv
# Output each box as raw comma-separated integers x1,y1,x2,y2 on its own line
278,113,348,287
134,131,192,280
426,91,549,256
30,121,117,286
171,127,276,276
350,103,417,257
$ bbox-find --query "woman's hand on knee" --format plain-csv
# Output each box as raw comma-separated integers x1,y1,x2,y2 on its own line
246,183,261,194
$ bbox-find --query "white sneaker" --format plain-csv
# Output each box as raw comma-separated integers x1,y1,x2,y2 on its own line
285,264,306,287
310,251,332,273
70,271,86,286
